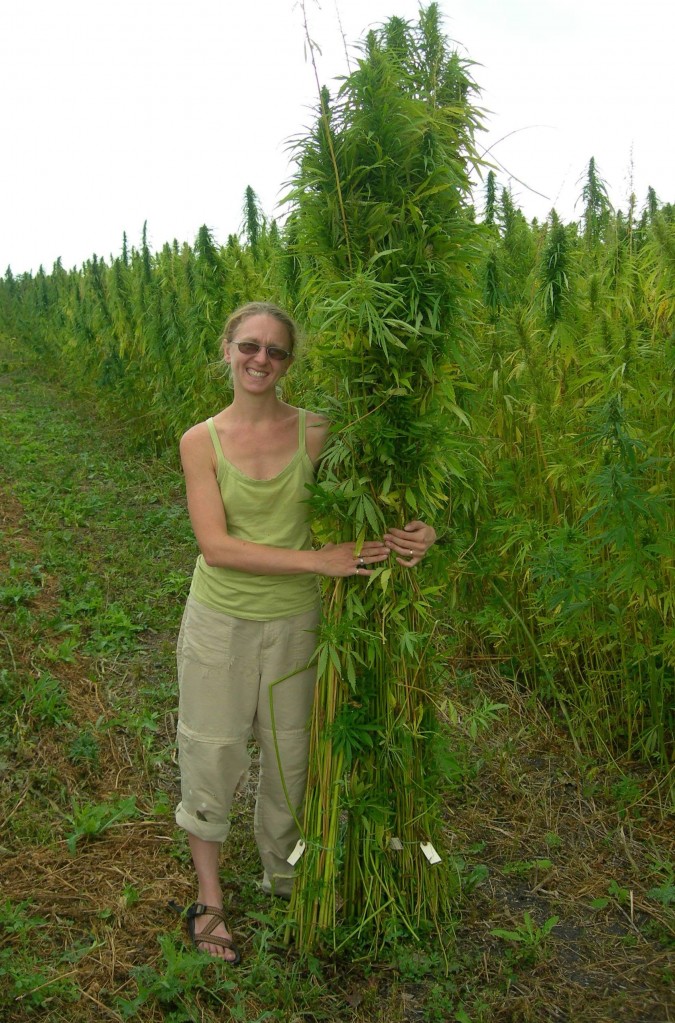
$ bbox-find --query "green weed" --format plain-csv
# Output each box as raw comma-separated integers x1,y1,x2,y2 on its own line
610,774,644,815
0,559,44,607
0,579,39,607
0,899,81,1009
84,603,146,655
65,794,140,853
608,879,631,906
646,858,675,907
491,911,559,967
41,634,79,663
501,858,554,876
20,671,71,726
121,883,140,909
116,935,235,1019
68,728,101,768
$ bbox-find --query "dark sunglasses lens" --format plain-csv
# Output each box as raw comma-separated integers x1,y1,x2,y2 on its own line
237,341,260,354
268,347,290,361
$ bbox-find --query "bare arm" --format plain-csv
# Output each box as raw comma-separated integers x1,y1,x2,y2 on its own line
180,423,388,578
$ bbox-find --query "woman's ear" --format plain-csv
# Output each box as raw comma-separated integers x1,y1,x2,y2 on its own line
223,340,232,364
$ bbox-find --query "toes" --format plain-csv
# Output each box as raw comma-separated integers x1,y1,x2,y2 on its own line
194,929,238,962
214,943,236,962
196,937,237,961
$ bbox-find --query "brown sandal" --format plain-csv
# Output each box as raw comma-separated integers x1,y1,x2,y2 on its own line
170,901,241,963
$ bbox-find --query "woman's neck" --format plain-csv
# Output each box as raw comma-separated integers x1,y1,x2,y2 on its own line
225,391,293,425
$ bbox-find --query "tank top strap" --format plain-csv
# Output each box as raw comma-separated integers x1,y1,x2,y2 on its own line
206,417,227,473
297,408,307,452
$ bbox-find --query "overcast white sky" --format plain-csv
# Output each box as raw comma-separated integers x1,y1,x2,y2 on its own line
1,0,672,275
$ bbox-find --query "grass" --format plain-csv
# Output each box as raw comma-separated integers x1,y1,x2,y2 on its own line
0,338,673,1022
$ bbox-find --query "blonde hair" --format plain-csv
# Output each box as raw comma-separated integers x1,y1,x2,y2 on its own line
220,302,299,354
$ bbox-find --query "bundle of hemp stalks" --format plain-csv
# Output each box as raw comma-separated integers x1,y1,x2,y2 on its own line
282,4,484,952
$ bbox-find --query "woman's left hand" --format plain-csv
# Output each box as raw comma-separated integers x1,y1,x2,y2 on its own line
383,520,437,567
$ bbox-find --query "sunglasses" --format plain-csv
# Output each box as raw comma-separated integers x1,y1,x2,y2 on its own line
229,339,292,362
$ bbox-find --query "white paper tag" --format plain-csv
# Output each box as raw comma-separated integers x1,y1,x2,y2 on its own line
287,839,306,866
389,837,403,851
420,842,442,865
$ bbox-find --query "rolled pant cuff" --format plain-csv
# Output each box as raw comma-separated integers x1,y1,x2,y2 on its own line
262,871,295,898
175,802,231,843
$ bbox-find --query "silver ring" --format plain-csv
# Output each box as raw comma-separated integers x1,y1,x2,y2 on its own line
408,550,414,556
357,557,366,568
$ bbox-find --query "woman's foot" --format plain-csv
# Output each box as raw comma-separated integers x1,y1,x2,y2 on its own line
186,902,240,963
184,835,239,960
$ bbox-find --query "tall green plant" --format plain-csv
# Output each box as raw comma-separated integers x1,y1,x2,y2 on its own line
466,172,674,773
580,157,612,248
285,4,484,951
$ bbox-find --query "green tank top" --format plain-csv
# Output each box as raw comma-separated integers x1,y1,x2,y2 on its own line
189,409,320,620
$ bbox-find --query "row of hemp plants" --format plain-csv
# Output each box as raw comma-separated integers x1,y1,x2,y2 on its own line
281,4,486,952
0,207,282,452
466,166,674,771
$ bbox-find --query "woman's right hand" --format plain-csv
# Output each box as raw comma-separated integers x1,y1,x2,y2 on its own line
315,540,390,578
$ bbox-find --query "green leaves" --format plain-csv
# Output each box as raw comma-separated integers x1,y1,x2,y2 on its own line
65,795,139,854
287,2,484,951
491,911,559,966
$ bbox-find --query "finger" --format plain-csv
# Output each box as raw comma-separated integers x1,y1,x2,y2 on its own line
384,533,421,553
403,520,425,533
361,543,389,556
395,555,421,568
383,532,406,544
385,538,417,557
355,551,389,565
353,553,389,574
384,527,421,544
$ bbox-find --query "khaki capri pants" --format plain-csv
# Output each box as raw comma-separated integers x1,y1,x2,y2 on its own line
175,595,320,897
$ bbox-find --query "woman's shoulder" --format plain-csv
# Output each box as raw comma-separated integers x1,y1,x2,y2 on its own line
280,404,329,435
302,409,330,464
304,409,329,429
180,418,210,447
179,418,219,467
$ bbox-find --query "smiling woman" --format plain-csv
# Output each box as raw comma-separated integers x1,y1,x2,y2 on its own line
172,301,436,960
223,311,294,395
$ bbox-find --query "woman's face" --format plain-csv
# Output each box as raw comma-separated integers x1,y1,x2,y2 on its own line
224,314,293,393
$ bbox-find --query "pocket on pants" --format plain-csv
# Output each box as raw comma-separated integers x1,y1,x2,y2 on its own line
179,598,238,667
177,599,258,739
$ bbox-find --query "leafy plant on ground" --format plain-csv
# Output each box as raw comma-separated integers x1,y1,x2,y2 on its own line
0,900,81,1010
491,911,559,967
68,727,101,769
20,670,71,726
646,858,675,908
65,794,140,853
116,935,233,1019
502,858,554,876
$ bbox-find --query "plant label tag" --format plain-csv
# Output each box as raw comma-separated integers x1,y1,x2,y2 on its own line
420,842,441,865
287,840,305,866
389,837,403,851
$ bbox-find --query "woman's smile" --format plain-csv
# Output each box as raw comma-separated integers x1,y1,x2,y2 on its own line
225,313,291,392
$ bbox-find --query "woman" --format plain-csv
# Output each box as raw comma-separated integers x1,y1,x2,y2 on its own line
175,302,436,960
